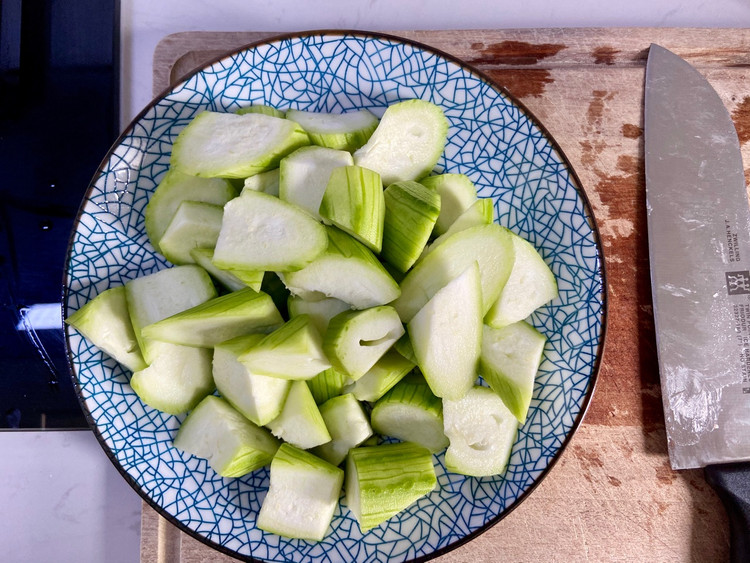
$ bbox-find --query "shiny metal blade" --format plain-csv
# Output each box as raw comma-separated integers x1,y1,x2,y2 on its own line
646,44,750,470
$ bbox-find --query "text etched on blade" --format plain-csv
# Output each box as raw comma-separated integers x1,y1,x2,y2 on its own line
726,219,741,263
732,303,750,393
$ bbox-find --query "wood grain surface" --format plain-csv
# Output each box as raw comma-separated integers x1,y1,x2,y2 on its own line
140,28,750,562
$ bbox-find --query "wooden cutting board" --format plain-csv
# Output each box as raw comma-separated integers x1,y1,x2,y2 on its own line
141,27,750,562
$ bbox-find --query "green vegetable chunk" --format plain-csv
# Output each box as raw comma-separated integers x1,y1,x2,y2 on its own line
170,110,309,178
213,190,328,273
344,348,415,402
419,173,478,235
144,168,236,252
142,287,283,348
392,333,417,364
314,393,373,466
345,442,437,532
130,343,214,415
158,201,224,265
306,367,349,405
370,372,448,453
257,443,344,541
422,198,494,259
124,266,217,413
445,197,493,233
220,267,265,293
265,381,331,449
241,168,280,197
408,262,482,400
65,285,146,372
173,395,279,477
442,386,519,477
125,265,217,364
189,247,248,292
479,321,546,424
319,165,385,253
287,295,352,336
280,226,400,309
484,233,558,328
286,108,379,152
393,223,515,323
191,249,266,294
324,306,405,381
238,315,331,379
381,180,441,273
353,99,448,185
213,334,291,426
280,146,353,220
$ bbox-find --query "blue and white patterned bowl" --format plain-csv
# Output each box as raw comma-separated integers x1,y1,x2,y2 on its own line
64,31,606,562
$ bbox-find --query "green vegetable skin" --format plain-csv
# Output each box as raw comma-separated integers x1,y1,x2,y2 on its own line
285,108,378,152
306,367,349,405
319,165,384,253
346,442,437,532
238,314,331,379
381,180,441,273
141,287,283,348
69,99,559,541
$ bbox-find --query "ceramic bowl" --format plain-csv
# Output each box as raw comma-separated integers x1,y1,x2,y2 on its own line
64,31,606,562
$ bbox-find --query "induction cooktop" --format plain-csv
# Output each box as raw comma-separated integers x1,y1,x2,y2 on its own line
0,0,120,428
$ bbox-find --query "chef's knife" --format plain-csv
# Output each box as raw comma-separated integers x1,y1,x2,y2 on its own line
645,43,750,561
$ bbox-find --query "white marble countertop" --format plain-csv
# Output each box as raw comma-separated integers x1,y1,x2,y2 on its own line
5,2,750,562
0,430,142,562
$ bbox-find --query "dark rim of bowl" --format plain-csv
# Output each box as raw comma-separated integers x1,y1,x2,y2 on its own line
62,28,608,563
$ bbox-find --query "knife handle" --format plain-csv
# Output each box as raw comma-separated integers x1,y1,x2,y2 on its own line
704,463,750,563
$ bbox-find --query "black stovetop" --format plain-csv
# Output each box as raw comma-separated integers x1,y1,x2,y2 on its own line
0,0,120,428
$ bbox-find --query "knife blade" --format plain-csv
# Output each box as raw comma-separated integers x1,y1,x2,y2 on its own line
645,43,750,561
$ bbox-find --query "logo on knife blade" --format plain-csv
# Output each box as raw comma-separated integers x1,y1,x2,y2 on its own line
726,271,750,295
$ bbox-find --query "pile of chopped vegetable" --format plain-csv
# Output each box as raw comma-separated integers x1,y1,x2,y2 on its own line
66,99,558,540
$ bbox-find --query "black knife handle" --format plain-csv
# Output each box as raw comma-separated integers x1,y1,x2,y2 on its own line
704,463,750,562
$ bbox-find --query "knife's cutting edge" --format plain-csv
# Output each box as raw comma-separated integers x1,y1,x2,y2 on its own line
645,44,750,471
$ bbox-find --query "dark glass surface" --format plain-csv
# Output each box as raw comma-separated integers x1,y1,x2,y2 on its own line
0,0,119,428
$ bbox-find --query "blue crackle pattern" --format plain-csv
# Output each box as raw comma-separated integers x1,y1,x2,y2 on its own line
65,33,604,562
